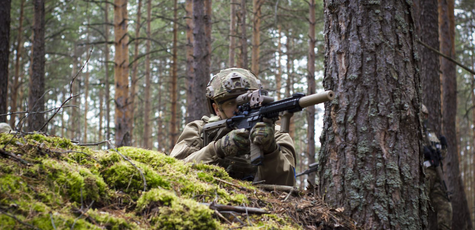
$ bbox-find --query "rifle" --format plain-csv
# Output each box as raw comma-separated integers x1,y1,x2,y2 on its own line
296,162,318,177
203,90,334,166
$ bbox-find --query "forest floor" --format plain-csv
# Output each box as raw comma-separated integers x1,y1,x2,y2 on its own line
0,133,359,229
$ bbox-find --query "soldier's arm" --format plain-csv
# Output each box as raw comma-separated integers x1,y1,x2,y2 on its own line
169,119,221,164
255,127,296,186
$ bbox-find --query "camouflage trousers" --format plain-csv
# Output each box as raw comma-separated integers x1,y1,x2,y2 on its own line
425,167,452,230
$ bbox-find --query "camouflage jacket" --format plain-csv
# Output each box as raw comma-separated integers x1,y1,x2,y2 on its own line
170,116,296,186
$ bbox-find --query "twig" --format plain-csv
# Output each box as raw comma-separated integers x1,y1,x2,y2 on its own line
284,187,294,201
39,94,81,132
71,200,94,230
213,177,251,191
0,149,31,165
50,213,57,230
214,210,233,224
417,39,475,75
0,208,41,230
112,148,147,192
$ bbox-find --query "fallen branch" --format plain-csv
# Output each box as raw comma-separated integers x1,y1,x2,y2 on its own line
77,139,111,146
256,184,299,195
201,202,269,215
0,149,31,165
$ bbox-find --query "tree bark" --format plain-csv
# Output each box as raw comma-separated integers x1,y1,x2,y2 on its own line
189,0,210,121
240,0,248,69
143,0,152,149
306,0,316,185
28,0,46,131
319,1,426,229
0,0,11,123
439,0,473,228
185,0,194,123
11,0,24,127
251,0,262,75
170,0,179,148
114,0,131,147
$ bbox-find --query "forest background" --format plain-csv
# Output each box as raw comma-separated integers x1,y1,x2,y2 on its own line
0,0,474,228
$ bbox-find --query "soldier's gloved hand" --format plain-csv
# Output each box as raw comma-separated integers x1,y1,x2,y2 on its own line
250,122,279,154
215,128,250,158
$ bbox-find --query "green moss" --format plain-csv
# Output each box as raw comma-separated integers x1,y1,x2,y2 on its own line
102,160,170,194
86,209,140,229
137,189,220,230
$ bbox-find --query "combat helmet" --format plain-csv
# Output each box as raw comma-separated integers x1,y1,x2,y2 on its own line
206,68,262,115
0,123,12,133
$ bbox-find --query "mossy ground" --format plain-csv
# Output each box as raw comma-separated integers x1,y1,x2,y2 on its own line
0,133,356,230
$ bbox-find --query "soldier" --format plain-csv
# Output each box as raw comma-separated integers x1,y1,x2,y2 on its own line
170,68,296,186
422,105,452,230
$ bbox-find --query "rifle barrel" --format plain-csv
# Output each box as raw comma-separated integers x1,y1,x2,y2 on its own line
299,90,334,108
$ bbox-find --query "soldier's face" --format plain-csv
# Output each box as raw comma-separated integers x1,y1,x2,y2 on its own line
213,99,238,119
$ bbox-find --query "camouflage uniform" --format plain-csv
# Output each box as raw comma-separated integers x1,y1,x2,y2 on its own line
170,116,296,186
422,105,452,230
170,68,297,186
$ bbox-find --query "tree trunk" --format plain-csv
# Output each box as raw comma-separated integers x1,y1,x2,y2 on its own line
229,0,236,67
0,0,11,123
189,0,210,121
276,24,282,100
420,0,442,135
157,69,164,152
439,0,473,228
11,0,24,127
418,0,442,228
240,0,248,69
285,32,294,139
319,1,426,229
84,48,90,143
70,45,79,140
205,0,212,72
143,0,152,149
114,0,131,147
28,0,46,131
131,0,142,147
185,0,194,123
306,0,316,185
170,0,179,148
104,1,111,148
251,0,262,75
